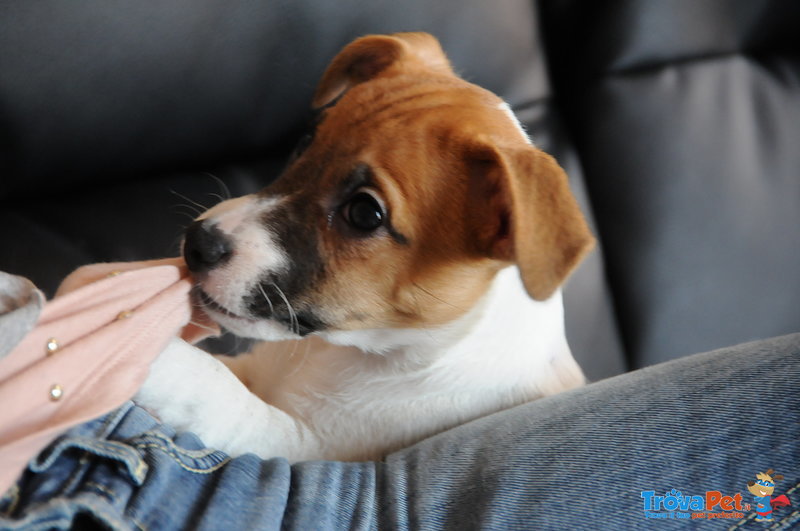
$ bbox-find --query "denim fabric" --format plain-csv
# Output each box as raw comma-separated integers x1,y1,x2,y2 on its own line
2,333,798,530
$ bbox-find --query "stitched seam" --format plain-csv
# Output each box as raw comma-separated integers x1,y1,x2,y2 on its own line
773,480,800,528
60,451,93,496
96,403,134,438
775,509,799,528
136,430,225,459
134,443,230,474
27,517,74,531
132,456,147,482
84,481,116,500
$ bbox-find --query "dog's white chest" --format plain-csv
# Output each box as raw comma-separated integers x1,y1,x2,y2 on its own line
168,267,586,461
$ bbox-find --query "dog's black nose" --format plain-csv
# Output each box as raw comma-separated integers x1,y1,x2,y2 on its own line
183,220,233,273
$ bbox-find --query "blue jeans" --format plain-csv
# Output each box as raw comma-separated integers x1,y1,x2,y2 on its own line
2,334,798,529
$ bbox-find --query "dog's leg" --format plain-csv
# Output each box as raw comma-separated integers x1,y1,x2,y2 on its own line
135,338,320,461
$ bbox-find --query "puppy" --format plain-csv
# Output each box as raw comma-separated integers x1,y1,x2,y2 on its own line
136,32,594,462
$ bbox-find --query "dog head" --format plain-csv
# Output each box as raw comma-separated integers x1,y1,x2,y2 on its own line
184,32,594,345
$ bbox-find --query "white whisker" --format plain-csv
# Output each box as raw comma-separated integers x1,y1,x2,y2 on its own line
257,283,275,316
207,192,227,204
271,282,299,336
174,210,201,222
188,320,220,334
170,189,210,214
203,172,232,201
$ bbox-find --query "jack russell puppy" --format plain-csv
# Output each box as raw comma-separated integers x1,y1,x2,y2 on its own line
136,32,594,462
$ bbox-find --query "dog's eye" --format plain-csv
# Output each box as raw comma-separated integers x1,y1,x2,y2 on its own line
344,191,384,232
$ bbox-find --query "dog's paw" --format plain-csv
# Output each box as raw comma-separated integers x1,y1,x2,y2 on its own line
135,337,320,460
135,338,230,430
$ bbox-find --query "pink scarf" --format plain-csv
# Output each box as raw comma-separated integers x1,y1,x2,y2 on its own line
0,258,217,493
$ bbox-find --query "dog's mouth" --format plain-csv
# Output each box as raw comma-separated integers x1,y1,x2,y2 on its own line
195,288,242,319
193,286,322,337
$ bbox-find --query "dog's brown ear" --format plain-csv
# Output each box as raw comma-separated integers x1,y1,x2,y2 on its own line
467,140,595,300
313,32,452,108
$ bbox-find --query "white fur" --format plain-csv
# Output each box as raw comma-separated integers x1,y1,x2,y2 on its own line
498,102,532,145
136,266,584,462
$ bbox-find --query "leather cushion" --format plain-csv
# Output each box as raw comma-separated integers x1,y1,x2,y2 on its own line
542,0,800,367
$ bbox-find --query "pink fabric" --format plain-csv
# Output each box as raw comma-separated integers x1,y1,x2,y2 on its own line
0,258,218,493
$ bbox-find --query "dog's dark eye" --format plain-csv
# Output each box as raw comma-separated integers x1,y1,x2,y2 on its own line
344,191,384,232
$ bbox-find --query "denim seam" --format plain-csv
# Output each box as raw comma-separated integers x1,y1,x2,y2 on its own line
98,403,136,439
34,436,148,488
23,516,74,531
135,430,227,459
84,481,117,501
61,452,93,497
772,480,800,529
133,458,147,482
134,442,231,474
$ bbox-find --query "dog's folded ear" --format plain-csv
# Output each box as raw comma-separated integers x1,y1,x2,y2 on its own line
466,140,595,301
313,32,453,108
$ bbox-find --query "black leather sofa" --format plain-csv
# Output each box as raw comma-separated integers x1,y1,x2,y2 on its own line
2,0,798,381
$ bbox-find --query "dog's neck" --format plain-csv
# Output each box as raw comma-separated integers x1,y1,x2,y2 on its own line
319,266,584,395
